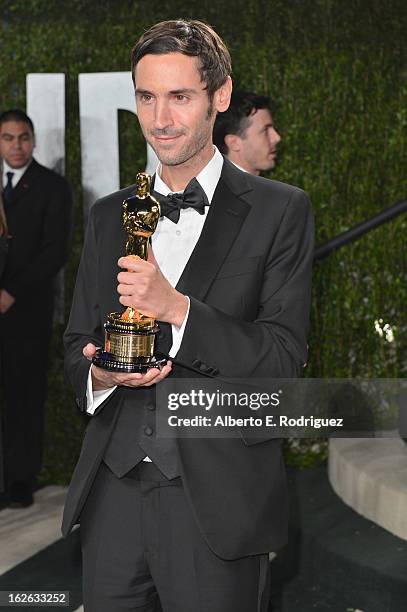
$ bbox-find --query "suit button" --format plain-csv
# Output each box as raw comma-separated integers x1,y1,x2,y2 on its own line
199,362,208,371
192,359,201,368
144,426,153,436
147,403,155,411
75,397,84,411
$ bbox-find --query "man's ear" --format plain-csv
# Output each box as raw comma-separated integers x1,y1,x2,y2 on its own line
214,76,232,113
224,133,242,153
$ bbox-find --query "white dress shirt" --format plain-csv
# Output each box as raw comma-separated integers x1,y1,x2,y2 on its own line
86,147,224,433
230,159,249,173
2,159,31,188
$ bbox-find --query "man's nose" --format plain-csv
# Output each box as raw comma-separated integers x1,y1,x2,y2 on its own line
154,100,173,129
270,128,281,147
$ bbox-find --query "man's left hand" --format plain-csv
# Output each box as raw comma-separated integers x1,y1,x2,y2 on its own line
117,249,188,327
0,289,16,314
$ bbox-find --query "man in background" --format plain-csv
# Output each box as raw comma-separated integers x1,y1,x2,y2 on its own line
213,90,281,175
0,109,73,508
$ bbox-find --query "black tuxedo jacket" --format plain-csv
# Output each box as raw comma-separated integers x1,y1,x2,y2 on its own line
0,235,7,279
1,158,73,316
62,159,314,559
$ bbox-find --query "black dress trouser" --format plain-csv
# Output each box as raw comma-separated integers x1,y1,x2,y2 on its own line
0,301,52,486
80,461,271,612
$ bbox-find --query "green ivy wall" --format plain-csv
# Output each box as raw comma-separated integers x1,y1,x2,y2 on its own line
0,0,406,481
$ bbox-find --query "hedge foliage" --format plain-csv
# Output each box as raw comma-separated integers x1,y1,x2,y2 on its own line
0,0,406,482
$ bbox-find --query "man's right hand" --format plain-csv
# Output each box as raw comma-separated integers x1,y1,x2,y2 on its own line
82,343,172,391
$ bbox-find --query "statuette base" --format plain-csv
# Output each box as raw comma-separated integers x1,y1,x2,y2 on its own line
93,349,166,373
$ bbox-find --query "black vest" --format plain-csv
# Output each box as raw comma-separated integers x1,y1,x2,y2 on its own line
103,321,179,479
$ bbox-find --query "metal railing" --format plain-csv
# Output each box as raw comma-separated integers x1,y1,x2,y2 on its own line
314,198,407,260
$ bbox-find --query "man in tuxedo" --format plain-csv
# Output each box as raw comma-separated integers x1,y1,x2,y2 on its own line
214,90,281,175
63,19,314,612
0,109,73,507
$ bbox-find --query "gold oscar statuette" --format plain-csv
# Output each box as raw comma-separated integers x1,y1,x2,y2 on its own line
92,172,167,373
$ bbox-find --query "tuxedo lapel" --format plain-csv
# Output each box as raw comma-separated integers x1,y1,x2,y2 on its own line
176,160,253,302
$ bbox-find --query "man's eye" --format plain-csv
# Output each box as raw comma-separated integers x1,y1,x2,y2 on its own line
175,95,187,102
140,94,153,103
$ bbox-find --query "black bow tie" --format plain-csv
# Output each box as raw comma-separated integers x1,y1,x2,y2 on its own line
153,178,209,224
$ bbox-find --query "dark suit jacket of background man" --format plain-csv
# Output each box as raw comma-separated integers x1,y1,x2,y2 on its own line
0,227,7,493
0,158,73,486
62,159,314,559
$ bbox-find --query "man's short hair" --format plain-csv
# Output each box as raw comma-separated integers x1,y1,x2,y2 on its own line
131,19,232,101
213,91,271,154
0,109,34,133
